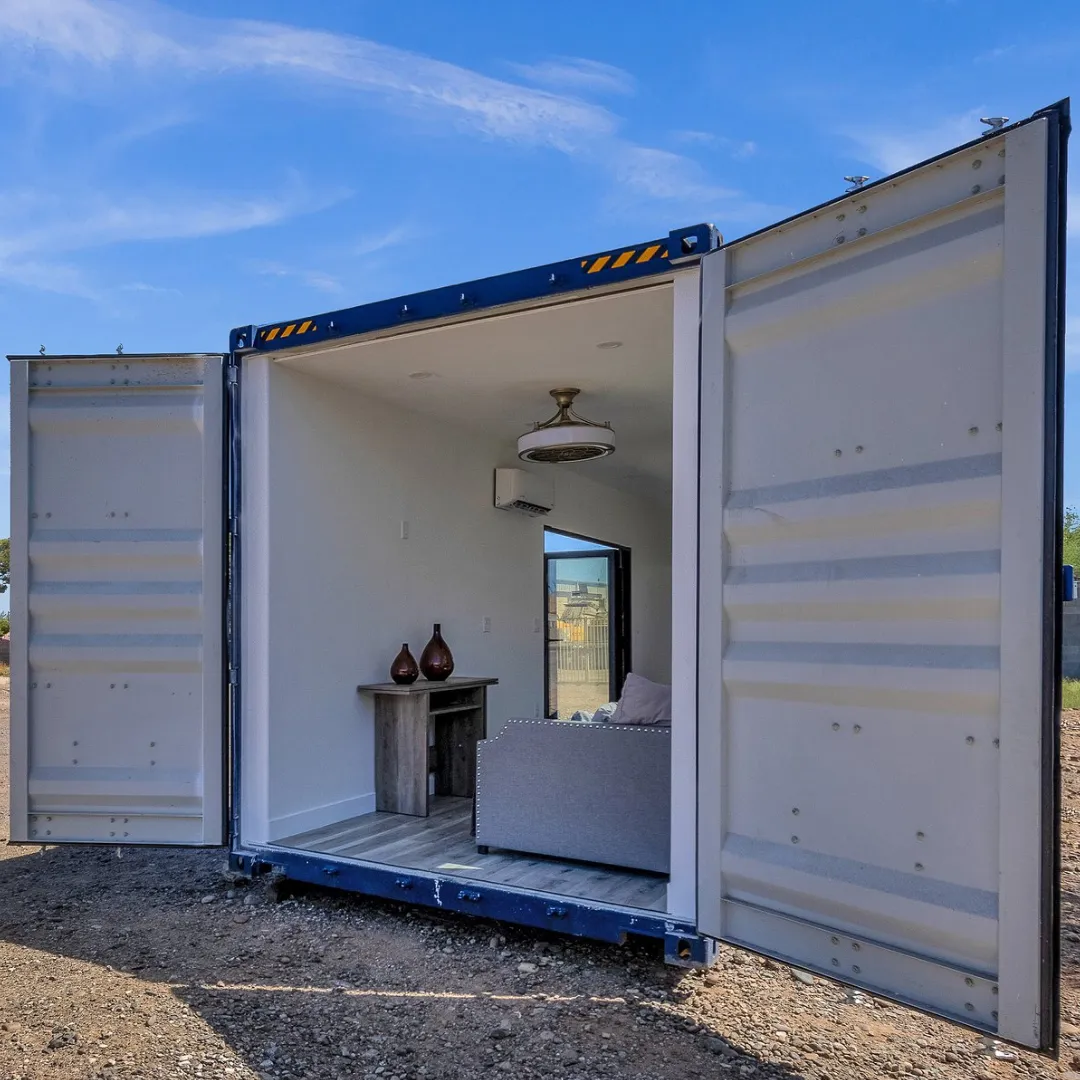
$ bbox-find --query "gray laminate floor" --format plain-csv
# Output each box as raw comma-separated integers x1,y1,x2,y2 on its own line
276,796,667,912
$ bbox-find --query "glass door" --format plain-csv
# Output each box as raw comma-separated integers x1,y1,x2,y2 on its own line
544,531,630,719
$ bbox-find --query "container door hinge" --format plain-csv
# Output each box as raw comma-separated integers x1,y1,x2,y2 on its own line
228,667,239,686
668,223,722,264
226,366,238,385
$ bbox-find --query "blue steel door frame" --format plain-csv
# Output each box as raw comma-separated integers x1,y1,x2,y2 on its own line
220,225,723,962
227,224,719,356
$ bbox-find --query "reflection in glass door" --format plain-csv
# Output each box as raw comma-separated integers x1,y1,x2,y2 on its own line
544,532,629,719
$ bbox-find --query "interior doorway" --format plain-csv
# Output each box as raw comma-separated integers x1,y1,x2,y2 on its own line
544,529,630,719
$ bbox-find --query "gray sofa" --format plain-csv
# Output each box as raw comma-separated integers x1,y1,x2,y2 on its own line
474,719,671,873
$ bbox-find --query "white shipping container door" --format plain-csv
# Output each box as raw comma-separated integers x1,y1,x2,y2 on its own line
697,110,1065,1049
9,354,226,845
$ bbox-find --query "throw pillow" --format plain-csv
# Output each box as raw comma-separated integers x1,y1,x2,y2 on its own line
609,673,672,726
590,702,618,724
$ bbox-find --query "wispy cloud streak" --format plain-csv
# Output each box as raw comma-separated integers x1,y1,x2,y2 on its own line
841,108,986,175
0,183,347,259
0,0,768,211
508,57,635,96
0,180,347,298
0,0,615,150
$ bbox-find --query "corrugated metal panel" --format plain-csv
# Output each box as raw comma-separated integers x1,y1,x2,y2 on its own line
9,355,224,845
697,114,1062,1047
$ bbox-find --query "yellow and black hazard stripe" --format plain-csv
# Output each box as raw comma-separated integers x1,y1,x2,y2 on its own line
580,243,669,275
258,318,318,343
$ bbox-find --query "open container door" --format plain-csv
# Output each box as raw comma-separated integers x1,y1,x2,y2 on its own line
8,353,226,845
697,102,1067,1049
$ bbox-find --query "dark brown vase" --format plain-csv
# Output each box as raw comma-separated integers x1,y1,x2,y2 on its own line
419,623,454,681
389,643,419,685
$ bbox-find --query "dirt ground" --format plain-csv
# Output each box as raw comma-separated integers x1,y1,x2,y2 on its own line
3,691,1080,1080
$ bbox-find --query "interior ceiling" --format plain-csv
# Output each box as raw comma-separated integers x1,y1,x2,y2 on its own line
274,283,675,501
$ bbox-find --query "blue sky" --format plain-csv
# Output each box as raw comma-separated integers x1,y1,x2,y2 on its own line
0,0,1076,554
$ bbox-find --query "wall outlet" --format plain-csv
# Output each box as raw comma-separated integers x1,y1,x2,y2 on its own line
481,616,492,634
400,520,409,540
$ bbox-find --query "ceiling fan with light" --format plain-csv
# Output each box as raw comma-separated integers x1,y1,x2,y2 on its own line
516,389,616,463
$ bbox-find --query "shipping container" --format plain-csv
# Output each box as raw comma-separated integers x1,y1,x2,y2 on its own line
7,102,1069,1050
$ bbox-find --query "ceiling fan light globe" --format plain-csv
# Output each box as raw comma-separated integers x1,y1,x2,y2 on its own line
517,423,616,463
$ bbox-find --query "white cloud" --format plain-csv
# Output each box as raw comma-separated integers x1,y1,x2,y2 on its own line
611,146,779,220
0,2,746,207
673,130,717,146
252,261,343,294
508,57,635,96
0,182,348,260
248,223,412,296
301,270,342,293
843,108,987,175
96,108,194,154
0,257,100,298
614,146,736,203
353,225,413,258
607,146,788,227
0,180,348,299
0,1,778,247
673,131,758,159
0,1,616,151
0,0,177,66
229,25,617,150
119,281,181,295
974,45,1015,63
974,39,1080,66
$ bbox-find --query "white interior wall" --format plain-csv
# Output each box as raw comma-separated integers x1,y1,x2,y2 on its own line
242,359,672,844
239,358,272,849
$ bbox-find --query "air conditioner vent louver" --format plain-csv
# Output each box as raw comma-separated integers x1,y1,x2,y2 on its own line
510,499,551,517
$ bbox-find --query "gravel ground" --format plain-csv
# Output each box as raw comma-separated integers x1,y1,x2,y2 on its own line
3,686,1080,1080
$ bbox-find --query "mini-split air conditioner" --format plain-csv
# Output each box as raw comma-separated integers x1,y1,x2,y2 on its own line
493,468,555,516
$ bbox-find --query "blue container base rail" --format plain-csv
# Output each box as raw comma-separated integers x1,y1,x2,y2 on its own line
230,844,716,968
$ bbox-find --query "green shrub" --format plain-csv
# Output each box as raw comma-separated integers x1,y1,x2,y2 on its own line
1065,680,1080,711
1066,508,1080,570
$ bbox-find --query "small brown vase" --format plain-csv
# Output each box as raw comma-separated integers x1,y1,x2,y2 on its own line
390,643,419,685
419,623,454,681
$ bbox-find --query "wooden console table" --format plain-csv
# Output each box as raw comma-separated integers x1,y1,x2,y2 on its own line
357,677,498,817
